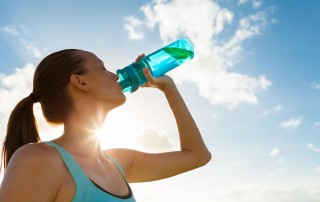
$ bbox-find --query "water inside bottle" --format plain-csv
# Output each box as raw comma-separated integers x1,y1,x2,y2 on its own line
145,47,194,77
163,47,194,63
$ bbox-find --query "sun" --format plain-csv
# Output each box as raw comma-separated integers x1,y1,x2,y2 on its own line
95,109,140,150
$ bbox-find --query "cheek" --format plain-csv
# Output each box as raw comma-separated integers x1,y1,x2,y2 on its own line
94,74,110,89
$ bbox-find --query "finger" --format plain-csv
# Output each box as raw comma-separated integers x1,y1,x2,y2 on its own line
142,67,151,77
142,67,155,83
135,54,145,63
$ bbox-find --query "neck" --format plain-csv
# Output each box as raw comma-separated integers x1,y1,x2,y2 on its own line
55,105,109,159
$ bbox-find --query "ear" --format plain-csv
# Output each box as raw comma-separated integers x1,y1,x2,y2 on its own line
70,74,89,92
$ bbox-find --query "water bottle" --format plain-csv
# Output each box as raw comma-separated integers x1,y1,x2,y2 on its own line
116,38,194,93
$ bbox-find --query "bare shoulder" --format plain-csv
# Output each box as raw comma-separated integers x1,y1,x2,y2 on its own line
103,148,153,180
0,143,65,201
8,142,61,169
4,142,65,181
12,142,57,157
104,148,138,162
103,148,137,173
103,148,128,165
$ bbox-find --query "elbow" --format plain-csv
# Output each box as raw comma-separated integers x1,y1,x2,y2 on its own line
202,150,212,165
196,150,212,167
182,148,212,168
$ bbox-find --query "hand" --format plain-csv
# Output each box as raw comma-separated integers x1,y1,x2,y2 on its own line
141,68,176,92
134,54,145,63
134,54,176,92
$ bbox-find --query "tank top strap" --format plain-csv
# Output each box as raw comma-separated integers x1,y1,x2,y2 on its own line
44,141,89,188
103,153,126,178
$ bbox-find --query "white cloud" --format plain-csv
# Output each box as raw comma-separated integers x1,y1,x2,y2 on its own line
195,73,271,109
273,104,283,113
3,25,18,36
280,116,303,130
135,127,177,153
2,24,28,35
215,8,234,34
238,0,249,5
0,64,35,111
238,0,263,9
260,110,269,116
269,147,280,157
308,143,320,153
252,0,263,9
133,174,320,202
0,64,62,146
260,104,282,116
221,11,267,56
20,38,42,58
2,24,43,58
0,64,35,140
218,179,320,202
124,16,145,40
314,121,320,129
124,0,272,108
315,166,320,173
311,82,320,90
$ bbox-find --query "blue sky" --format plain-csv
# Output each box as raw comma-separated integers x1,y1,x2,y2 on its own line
1,0,320,201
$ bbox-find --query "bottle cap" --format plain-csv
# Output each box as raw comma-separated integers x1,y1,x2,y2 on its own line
117,64,140,93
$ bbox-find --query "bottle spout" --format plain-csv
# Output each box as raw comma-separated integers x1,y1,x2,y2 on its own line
118,79,130,93
116,65,140,93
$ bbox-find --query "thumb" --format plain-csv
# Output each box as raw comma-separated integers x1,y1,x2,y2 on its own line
142,67,155,83
142,67,158,88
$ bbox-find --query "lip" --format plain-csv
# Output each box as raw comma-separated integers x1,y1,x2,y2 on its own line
116,82,124,93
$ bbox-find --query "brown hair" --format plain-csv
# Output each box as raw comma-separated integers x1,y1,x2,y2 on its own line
1,49,86,170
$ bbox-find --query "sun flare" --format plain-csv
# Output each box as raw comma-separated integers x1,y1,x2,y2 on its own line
96,110,140,150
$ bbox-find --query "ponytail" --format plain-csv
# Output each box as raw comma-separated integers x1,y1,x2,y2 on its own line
1,94,40,171
1,49,85,171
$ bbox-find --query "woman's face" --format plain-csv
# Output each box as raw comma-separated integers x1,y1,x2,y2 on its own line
77,51,126,108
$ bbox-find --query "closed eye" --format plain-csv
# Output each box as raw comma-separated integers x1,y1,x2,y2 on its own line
100,60,106,70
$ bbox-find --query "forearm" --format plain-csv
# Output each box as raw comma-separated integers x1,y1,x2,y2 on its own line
163,85,211,164
121,67,211,182
141,67,211,165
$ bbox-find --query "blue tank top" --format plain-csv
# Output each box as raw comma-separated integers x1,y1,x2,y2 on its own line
45,141,136,202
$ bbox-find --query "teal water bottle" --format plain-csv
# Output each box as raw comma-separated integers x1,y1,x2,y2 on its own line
117,38,194,93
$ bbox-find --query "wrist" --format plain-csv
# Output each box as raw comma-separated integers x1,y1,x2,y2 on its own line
161,82,178,94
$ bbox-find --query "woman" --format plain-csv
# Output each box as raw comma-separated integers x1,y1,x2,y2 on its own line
0,49,211,201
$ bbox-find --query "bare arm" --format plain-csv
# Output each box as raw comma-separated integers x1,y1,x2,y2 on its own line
107,65,211,183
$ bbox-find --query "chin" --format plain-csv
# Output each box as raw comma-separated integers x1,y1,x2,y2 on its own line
115,94,127,107
119,96,127,105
